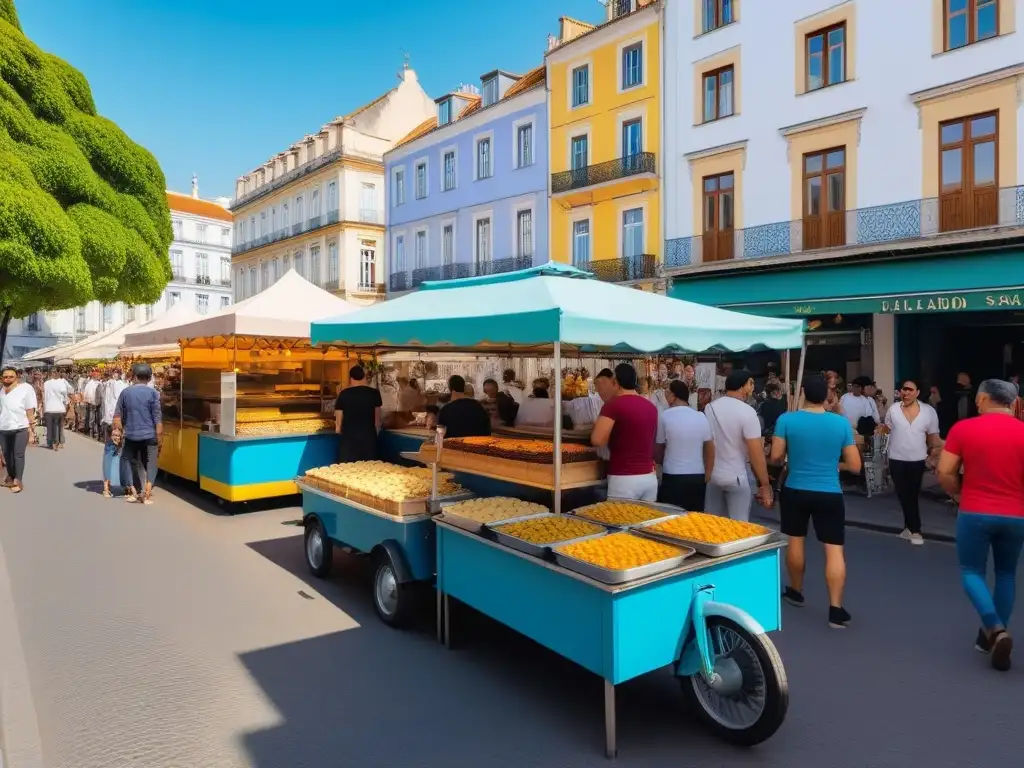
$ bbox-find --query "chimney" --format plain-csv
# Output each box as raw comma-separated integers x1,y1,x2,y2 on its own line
191,173,199,200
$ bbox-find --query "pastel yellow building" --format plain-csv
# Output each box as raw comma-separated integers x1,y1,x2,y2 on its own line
546,0,662,285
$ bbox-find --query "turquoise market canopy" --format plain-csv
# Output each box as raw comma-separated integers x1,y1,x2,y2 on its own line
311,263,805,354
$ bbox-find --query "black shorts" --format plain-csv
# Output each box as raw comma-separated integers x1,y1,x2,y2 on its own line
779,487,845,545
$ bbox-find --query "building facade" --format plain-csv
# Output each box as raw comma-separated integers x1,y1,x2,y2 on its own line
546,0,663,285
665,0,1024,397
384,67,548,293
230,67,435,306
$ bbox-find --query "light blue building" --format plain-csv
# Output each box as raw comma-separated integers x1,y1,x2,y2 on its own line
384,66,547,293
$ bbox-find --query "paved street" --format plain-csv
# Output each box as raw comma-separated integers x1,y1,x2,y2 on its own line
1,434,1023,768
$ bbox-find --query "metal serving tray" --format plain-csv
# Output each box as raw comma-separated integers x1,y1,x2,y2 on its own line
491,519,608,558
570,499,685,529
552,545,695,585
438,502,549,535
632,517,779,557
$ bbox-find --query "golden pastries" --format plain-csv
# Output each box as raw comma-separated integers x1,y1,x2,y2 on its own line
496,516,603,545
558,532,684,570
445,437,597,464
236,418,333,435
646,513,769,544
305,461,462,501
575,501,667,526
444,497,547,524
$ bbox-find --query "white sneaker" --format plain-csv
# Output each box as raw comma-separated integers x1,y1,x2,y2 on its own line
900,529,912,541
910,533,924,546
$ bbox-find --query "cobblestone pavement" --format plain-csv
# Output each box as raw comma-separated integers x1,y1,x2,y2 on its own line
1,434,1022,768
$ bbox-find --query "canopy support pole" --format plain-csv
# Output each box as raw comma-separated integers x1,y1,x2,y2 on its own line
792,340,808,412
784,350,792,409
553,341,563,516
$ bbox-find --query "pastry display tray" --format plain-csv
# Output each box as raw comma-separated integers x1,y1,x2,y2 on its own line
438,502,550,535
569,499,684,529
489,514,608,558
552,546,695,585
632,516,780,557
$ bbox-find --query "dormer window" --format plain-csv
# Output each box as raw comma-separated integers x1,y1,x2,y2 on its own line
438,97,452,125
482,76,499,107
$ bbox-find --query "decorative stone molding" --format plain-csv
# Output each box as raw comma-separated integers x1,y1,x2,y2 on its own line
910,63,1024,106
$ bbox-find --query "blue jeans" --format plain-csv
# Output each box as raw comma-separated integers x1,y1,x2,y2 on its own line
956,512,1024,630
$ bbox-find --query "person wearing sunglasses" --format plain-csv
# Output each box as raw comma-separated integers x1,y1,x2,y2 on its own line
0,366,38,494
879,379,941,546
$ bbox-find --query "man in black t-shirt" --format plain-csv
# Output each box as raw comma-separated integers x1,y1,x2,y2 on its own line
438,375,491,439
334,365,382,462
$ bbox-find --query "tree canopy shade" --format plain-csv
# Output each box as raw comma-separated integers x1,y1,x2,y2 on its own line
0,0,172,362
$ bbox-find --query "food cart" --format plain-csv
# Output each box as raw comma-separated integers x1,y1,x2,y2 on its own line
120,271,361,502
304,263,807,755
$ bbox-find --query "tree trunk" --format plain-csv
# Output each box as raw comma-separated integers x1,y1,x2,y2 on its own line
0,307,11,368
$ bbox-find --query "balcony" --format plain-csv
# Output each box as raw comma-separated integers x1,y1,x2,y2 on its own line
582,254,657,283
324,278,340,291
230,210,342,255
359,208,382,225
353,283,386,295
327,209,340,225
552,153,656,195
192,274,212,286
664,186,1024,271
309,215,322,229
233,147,344,210
391,256,534,292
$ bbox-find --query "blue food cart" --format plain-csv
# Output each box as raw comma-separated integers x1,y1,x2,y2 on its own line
304,263,807,753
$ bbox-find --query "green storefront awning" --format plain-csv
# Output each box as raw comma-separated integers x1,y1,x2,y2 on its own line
669,249,1024,317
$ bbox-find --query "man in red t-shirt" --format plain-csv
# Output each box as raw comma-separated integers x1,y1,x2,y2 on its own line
937,378,1024,672
591,363,659,501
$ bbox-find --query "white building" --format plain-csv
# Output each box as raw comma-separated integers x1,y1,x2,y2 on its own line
4,180,232,360
664,0,1024,397
230,65,435,305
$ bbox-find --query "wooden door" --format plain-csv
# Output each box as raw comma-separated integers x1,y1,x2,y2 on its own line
702,173,734,262
802,148,846,250
940,112,998,232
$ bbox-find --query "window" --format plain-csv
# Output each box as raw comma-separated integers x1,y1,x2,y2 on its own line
168,291,181,309
221,228,230,246
702,66,734,122
221,257,231,284
442,224,454,265
415,230,427,269
482,76,499,106
310,245,321,286
394,235,407,273
195,253,209,283
327,181,338,212
170,249,184,278
946,0,998,50
361,183,376,222
196,294,209,315
571,135,588,170
702,0,734,32
145,304,154,322
259,211,266,237
806,23,846,91
360,247,376,288
517,124,533,168
25,313,38,332
195,223,207,243
283,253,291,274
247,267,256,296
475,218,492,263
394,169,405,206
172,219,183,240
250,215,256,240
239,220,246,245
415,161,427,199
271,256,280,283
516,209,533,259
622,43,643,89
622,119,643,170
125,306,135,323
221,296,231,309
75,307,86,332
271,207,278,233
477,138,492,179
236,269,244,300
295,196,304,227
939,112,998,232
802,148,847,249
282,203,289,231
622,208,644,259
260,261,269,289
438,98,452,125
443,150,457,191
311,188,321,222
702,173,735,262
294,250,304,278
102,304,112,328
572,65,589,107
572,220,591,267
328,242,339,284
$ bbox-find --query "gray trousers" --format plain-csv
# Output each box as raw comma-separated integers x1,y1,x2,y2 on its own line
45,412,65,447
705,468,755,522
0,429,29,483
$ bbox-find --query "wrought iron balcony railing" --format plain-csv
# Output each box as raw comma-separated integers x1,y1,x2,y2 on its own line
551,152,656,194
390,256,535,292
359,208,382,224
664,185,1024,270
324,278,339,291
233,147,344,210
230,209,342,255
309,215,322,229
192,275,212,286
582,254,658,282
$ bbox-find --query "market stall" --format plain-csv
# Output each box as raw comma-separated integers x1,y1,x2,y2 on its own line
302,263,805,755
122,271,362,501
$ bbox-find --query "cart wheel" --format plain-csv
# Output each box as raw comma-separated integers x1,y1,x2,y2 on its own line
304,519,333,578
680,617,788,746
372,550,412,628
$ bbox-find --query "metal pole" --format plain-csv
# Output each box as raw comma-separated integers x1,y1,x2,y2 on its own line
553,341,562,515
784,349,792,410
793,339,808,411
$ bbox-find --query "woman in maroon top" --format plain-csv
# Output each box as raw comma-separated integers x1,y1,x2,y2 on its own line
591,363,659,501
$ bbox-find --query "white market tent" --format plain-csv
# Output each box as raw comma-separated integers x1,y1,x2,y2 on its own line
66,318,146,361
124,270,362,347
119,301,203,356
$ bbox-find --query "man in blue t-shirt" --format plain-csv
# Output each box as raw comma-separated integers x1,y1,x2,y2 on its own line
770,375,861,629
112,363,163,505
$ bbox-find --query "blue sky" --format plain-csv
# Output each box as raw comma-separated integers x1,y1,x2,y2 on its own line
17,0,605,201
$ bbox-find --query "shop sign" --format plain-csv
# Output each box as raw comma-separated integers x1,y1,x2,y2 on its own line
764,289,1024,317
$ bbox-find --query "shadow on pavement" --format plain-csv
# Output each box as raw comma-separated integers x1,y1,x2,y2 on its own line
240,535,735,768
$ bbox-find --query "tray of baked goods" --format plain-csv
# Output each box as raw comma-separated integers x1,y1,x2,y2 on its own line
553,531,695,584
439,436,604,486
488,514,607,558
632,512,778,557
236,418,334,436
570,499,683,529
439,497,549,534
301,461,469,516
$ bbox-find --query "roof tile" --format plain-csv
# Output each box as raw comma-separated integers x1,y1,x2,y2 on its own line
166,192,232,223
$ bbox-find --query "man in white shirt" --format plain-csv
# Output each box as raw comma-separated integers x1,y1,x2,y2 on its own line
81,369,102,439
655,380,714,511
880,378,941,546
703,370,773,521
514,387,556,428
501,369,525,406
42,371,74,450
1,366,38,493
100,370,128,430
840,376,880,436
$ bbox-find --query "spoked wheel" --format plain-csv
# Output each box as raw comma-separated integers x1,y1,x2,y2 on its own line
680,617,788,746
372,551,413,628
304,518,333,578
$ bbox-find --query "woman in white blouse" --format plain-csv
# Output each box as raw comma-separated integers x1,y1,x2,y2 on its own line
0,366,38,494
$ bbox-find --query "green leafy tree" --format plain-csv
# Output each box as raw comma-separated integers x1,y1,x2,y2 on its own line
0,0,171,363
